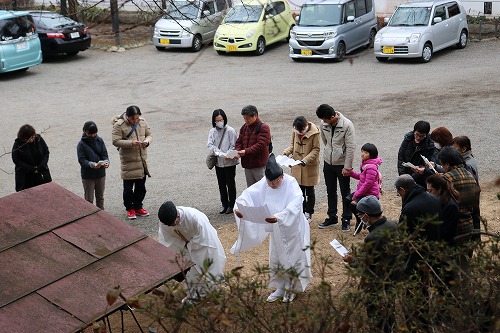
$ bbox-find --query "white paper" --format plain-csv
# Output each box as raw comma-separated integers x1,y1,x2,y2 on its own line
275,154,302,166
220,149,238,158
402,161,417,169
236,203,272,224
420,155,437,173
330,239,349,257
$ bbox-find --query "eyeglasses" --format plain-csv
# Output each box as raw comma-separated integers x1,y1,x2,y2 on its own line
414,132,427,139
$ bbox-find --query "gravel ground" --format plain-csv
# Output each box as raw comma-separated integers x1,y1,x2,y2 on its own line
1,38,499,238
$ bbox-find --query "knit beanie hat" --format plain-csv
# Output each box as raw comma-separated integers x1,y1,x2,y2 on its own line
356,196,382,215
158,201,178,226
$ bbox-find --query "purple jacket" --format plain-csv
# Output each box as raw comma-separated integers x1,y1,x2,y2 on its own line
350,157,382,200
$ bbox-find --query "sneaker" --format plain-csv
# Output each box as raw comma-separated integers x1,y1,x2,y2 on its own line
282,292,296,303
341,219,351,232
304,212,312,222
318,218,338,229
127,209,137,220
266,289,285,302
225,207,234,214
219,206,227,214
135,208,150,217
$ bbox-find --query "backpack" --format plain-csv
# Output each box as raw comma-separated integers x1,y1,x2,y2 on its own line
252,121,273,153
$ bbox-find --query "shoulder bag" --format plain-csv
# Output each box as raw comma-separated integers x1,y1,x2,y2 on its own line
206,128,226,170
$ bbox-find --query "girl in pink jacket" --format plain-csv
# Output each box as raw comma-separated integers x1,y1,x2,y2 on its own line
348,143,382,234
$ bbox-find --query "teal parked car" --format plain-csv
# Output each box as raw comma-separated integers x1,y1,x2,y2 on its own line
0,10,42,73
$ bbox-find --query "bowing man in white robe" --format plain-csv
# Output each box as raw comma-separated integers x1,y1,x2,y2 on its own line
158,201,226,301
231,154,312,302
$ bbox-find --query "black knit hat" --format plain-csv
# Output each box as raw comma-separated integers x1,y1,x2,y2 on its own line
83,121,98,134
158,201,178,226
265,154,283,181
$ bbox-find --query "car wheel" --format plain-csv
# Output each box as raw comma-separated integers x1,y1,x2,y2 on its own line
457,29,468,49
66,51,79,56
255,37,265,56
191,35,202,52
366,29,376,49
291,57,301,62
335,41,345,62
216,50,225,55
156,46,166,51
420,43,432,63
376,56,388,62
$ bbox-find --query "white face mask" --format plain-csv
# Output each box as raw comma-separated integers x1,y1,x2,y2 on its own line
216,121,224,129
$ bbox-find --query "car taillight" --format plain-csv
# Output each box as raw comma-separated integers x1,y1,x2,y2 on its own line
83,27,89,35
46,32,65,38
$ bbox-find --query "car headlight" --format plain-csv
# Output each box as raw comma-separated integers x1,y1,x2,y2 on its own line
324,31,337,40
153,27,160,37
374,33,382,43
290,30,297,40
215,31,220,38
409,33,421,43
246,29,255,39
181,29,191,37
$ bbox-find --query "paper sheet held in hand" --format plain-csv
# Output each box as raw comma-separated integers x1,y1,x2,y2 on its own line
330,239,349,257
236,203,272,224
275,155,302,166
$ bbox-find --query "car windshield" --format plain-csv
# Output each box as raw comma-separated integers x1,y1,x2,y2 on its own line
164,1,201,20
0,16,35,41
224,5,263,23
298,4,342,26
30,14,77,29
389,7,431,26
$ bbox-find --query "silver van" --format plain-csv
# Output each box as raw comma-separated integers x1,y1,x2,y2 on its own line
0,10,42,73
288,0,377,61
153,0,232,52
374,0,468,63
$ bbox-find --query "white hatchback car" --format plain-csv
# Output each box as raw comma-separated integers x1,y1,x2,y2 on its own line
374,0,468,62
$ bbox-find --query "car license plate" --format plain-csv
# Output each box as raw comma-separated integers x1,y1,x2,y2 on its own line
382,46,394,54
227,45,237,51
160,39,170,45
15,41,27,50
70,32,80,38
301,49,312,56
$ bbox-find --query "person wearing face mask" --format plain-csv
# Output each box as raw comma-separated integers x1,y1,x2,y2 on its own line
77,121,109,210
282,116,320,222
207,109,239,214
343,196,397,333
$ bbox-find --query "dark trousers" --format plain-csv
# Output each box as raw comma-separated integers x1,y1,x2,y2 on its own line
300,185,316,214
215,165,237,209
123,177,146,210
323,162,352,220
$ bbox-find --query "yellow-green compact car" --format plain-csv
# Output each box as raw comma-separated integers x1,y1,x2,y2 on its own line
213,0,295,55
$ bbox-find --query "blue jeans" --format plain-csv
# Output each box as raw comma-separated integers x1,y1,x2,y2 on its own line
323,162,352,221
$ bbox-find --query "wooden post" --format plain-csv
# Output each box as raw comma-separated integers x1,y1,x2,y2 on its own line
110,0,122,46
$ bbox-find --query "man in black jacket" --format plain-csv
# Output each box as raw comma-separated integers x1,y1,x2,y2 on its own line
397,120,438,187
344,196,397,333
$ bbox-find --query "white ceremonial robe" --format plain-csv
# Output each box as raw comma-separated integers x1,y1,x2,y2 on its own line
230,174,312,292
158,207,226,297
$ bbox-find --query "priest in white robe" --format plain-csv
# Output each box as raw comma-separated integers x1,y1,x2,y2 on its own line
231,154,312,302
158,201,226,302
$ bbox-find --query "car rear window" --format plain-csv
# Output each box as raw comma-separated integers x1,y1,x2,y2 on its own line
0,15,35,41
31,14,76,28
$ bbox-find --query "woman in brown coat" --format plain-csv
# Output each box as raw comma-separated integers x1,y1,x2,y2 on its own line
282,116,320,221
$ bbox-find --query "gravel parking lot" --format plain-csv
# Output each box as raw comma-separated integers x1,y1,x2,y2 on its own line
1,39,499,237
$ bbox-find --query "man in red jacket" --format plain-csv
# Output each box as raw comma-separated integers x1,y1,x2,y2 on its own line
234,105,272,187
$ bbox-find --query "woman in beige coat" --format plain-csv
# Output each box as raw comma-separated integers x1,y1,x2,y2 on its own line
282,116,320,221
112,105,152,220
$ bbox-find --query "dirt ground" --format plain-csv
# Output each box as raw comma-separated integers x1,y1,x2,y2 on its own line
97,180,499,332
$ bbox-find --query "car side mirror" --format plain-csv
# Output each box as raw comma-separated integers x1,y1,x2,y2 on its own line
203,10,210,17
347,15,354,22
295,15,299,23
384,17,389,23
433,17,442,23
265,13,272,19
